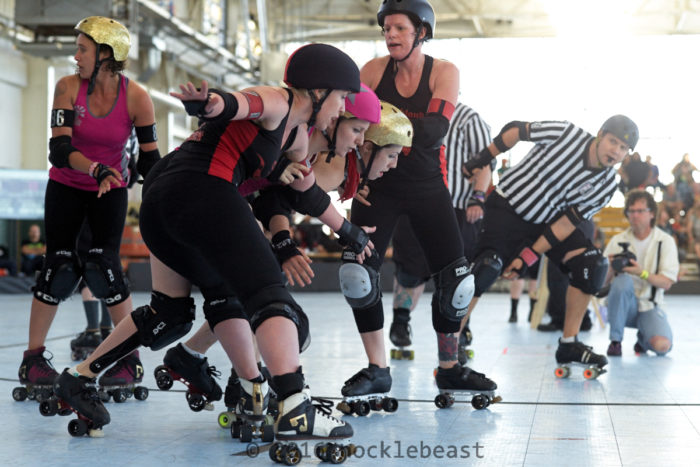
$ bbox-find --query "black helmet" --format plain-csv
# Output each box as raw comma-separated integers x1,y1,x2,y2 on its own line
600,115,639,150
283,43,361,93
377,0,435,40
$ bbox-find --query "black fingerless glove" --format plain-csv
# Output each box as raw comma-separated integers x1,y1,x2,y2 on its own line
462,148,494,178
271,230,301,265
182,90,210,117
137,148,161,179
92,163,113,186
336,219,369,254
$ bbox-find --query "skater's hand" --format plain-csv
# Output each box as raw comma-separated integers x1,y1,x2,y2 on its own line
351,226,376,264
282,249,314,286
502,257,523,280
353,185,371,206
465,205,484,224
278,162,310,185
93,164,122,198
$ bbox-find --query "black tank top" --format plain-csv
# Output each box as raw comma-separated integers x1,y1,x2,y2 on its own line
165,89,295,186
373,55,444,191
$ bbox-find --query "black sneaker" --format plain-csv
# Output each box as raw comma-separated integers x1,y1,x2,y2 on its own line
555,339,608,368
341,365,392,397
435,364,497,391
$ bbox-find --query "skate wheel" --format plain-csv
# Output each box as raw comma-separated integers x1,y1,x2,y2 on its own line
434,394,450,409
467,349,475,359
315,443,329,462
406,350,415,360
554,366,570,379
336,401,352,415
352,400,371,417
218,411,232,429
382,397,399,413
583,368,598,380
471,394,488,410
68,418,88,437
328,443,348,464
35,388,52,403
262,423,275,443
230,420,241,438
98,391,110,403
389,349,397,360
283,443,302,465
240,424,253,443
433,368,438,378
134,386,149,401
155,372,174,391
12,386,28,402
270,443,284,462
39,399,58,416
186,392,206,412
112,389,127,403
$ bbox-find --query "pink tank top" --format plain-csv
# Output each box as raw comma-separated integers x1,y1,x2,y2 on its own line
50,75,133,191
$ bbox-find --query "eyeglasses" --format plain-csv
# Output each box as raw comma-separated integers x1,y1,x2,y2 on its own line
626,208,651,214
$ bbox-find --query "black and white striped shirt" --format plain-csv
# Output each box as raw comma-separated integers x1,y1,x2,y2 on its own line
499,121,617,224
445,103,492,209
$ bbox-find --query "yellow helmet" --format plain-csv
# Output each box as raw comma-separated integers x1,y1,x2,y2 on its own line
75,16,131,62
364,101,413,148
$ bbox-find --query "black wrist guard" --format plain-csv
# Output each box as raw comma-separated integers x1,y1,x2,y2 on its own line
336,219,369,254
463,147,493,178
93,163,113,186
137,148,161,179
271,230,301,265
182,90,210,117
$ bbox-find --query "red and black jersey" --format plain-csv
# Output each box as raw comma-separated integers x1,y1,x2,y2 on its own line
165,89,294,186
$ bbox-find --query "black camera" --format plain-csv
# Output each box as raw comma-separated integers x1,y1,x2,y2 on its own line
611,242,636,273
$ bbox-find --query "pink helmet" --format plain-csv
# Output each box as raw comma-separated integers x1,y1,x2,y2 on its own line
343,83,381,123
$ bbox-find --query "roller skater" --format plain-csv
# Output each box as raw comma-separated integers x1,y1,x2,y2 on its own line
434,363,500,410
13,347,58,402
389,308,414,360
44,369,110,437
337,364,398,417
154,343,221,411
554,338,608,380
98,351,149,403
230,377,275,443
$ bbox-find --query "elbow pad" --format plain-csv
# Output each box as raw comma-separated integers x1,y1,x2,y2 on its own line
251,186,293,231
136,148,161,178
48,135,78,169
292,183,331,218
410,114,450,151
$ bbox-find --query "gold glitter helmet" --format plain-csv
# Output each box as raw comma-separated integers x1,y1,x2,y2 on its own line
75,16,131,62
364,101,413,148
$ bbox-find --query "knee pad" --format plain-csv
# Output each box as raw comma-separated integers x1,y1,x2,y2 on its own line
565,248,608,295
33,250,81,305
339,248,382,309
471,250,503,296
395,263,428,288
432,257,474,321
203,296,247,329
83,248,130,305
131,291,195,350
352,300,385,333
246,288,310,353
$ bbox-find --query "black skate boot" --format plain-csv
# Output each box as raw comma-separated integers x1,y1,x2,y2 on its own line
218,367,241,428
434,364,500,410
98,351,149,403
44,369,110,437
70,329,102,361
271,389,355,465
230,377,274,443
337,364,397,416
154,343,222,412
555,338,608,379
389,308,414,360
458,322,474,365
13,346,59,402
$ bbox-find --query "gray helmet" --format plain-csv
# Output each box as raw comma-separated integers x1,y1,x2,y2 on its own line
600,115,639,150
377,0,435,40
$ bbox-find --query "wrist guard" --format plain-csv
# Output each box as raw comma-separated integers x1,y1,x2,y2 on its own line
336,219,369,254
271,230,301,265
463,147,493,178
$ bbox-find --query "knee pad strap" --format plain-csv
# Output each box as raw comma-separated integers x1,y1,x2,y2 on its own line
83,248,130,305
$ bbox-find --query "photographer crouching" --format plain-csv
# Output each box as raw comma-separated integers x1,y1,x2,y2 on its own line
603,189,679,356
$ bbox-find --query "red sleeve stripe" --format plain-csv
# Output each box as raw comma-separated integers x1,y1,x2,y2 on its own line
427,98,455,120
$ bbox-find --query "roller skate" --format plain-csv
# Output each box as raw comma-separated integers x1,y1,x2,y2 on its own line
43,369,110,437
154,343,222,411
98,351,149,403
457,321,474,365
13,347,59,402
271,388,355,465
230,377,275,443
337,364,398,417
389,308,414,360
218,368,241,429
554,338,608,380
434,363,500,410
70,329,102,361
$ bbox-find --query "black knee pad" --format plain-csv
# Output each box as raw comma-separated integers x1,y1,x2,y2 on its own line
246,288,310,353
83,248,130,305
564,247,608,295
131,291,195,350
339,248,382,309
351,300,385,333
472,250,503,296
431,301,461,334
395,263,428,288
33,250,82,305
203,296,247,329
432,257,474,321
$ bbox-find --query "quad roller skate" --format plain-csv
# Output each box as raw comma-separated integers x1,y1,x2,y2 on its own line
337,364,398,417
229,377,275,443
13,347,59,402
434,364,500,410
457,322,474,365
154,343,222,411
554,338,608,380
389,308,414,360
219,365,278,429
43,369,110,437
70,329,102,361
270,389,355,465
98,351,149,403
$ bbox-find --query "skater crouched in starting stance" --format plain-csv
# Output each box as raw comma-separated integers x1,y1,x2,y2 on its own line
51,44,373,446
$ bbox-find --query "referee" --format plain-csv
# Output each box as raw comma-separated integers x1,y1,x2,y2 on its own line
463,115,639,369
389,102,492,364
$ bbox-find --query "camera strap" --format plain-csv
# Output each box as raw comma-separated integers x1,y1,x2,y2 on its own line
649,241,662,305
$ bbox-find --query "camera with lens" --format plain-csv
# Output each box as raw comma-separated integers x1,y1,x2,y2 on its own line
611,242,636,273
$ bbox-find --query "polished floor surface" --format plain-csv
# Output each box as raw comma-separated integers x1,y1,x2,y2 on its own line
1,291,699,466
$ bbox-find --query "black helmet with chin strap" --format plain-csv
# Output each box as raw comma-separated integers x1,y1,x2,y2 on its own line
377,0,435,62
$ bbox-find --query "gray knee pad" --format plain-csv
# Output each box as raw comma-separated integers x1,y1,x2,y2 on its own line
565,247,608,295
472,250,503,296
131,291,195,350
33,250,81,305
339,248,382,309
246,289,310,353
203,296,247,329
432,257,474,321
83,248,130,305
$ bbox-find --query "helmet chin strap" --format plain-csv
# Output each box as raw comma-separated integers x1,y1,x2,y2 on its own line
87,48,109,95
395,25,424,63
307,89,331,129
357,145,379,191
323,117,344,163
